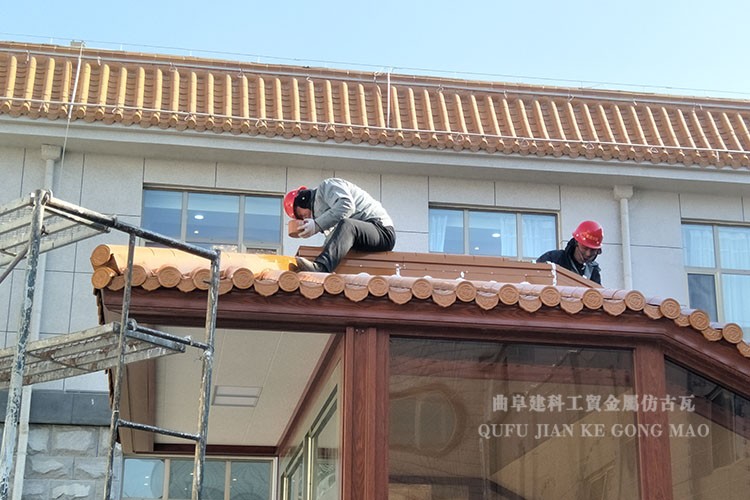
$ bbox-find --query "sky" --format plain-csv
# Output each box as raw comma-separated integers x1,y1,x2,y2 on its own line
2,0,749,100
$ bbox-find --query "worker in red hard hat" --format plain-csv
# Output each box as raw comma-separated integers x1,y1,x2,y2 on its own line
284,178,396,273
537,220,603,284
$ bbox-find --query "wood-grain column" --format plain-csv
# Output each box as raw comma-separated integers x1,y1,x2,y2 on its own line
634,343,673,500
342,326,389,500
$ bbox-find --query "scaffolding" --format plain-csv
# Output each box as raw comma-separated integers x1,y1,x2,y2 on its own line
0,190,221,500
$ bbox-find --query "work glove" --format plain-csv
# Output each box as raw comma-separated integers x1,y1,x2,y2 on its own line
299,218,320,238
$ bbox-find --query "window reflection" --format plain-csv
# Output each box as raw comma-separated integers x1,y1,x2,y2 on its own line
122,457,271,500
122,458,164,498
666,361,750,499
187,193,239,244
142,191,182,240
389,338,639,500
682,223,750,340
168,460,224,500
310,397,339,500
141,188,282,254
428,208,556,259
230,461,272,500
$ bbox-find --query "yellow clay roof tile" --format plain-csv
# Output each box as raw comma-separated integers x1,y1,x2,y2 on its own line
2,41,750,168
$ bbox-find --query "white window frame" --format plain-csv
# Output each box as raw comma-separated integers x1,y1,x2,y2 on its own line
142,187,283,254
682,222,750,325
428,205,558,260
120,456,276,500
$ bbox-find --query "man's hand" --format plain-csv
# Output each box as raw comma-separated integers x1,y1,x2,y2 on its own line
299,218,319,238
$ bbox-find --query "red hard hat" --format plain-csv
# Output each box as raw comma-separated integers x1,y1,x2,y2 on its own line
283,186,307,218
572,220,603,249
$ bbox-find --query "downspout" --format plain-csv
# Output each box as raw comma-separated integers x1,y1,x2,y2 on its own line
614,185,634,290
11,145,62,500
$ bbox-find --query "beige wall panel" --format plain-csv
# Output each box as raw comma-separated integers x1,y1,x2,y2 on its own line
285,167,334,192
44,152,86,272
81,155,143,216
495,181,561,210
631,246,688,302
69,271,102,333
679,192,743,222
39,270,74,335
394,230,428,253
216,162,286,193
331,170,383,200
19,154,45,197
383,175,428,233
628,190,682,248
429,177,494,206
54,151,85,203
560,186,620,245
144,158,215,188
0,146,25,203
45,244,77,273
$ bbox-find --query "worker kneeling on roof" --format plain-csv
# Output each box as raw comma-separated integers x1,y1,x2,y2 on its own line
285,178,396,273
537,220,603,284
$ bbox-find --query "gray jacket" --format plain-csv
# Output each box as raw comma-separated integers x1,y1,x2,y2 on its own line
311,178,394,237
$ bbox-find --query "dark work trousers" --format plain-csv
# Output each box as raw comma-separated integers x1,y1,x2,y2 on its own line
314,218,396,272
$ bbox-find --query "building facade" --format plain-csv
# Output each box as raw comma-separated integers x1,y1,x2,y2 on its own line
1,41,750,499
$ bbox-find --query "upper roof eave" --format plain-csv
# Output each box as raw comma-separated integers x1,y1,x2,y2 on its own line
2,41,750,169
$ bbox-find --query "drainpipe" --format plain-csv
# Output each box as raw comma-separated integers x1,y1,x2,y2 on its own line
614,185,634,290
11,145,62,500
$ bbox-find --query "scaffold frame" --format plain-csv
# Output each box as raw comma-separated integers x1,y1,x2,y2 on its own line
0,190,221,500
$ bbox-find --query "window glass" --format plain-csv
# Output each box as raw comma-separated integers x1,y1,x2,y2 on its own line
245,196,281,246
682,223,750,341
287,452,305,500
121,458,164,498
230,461,272,500
687,274,718,322
143,190,182,239
429,208,556,259
429,208,463,253
311,399,339,500
168,459,225,500
389,338,639,500
666,360,750,499
122,457,272,500
718,226,750,270
682,224,715,267
721,274,750,331
468,211,515,257
522,214,557,259
187,193,239,245
142,189,282,253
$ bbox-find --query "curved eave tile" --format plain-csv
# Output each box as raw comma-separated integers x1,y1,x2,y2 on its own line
91,245,750,361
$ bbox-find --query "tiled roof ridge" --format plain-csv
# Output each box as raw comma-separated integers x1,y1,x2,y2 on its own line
90,245,750,360
2,41,748,107
2,42,750,168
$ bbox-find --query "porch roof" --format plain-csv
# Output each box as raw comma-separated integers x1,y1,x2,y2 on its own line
90,244,750,361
